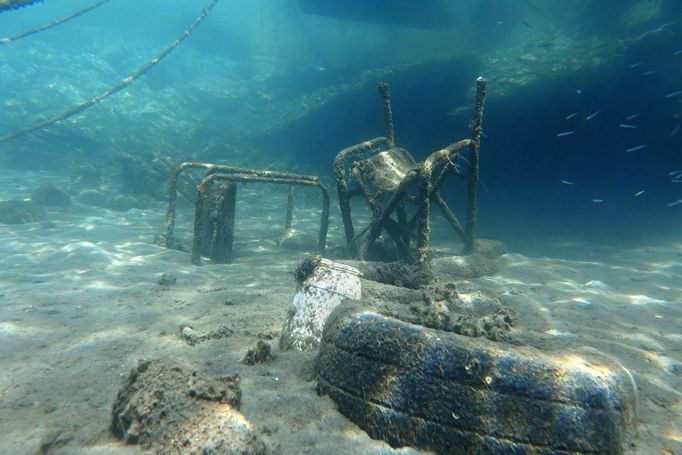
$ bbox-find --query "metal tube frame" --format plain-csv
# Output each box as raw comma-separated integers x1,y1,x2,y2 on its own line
190,172,329,265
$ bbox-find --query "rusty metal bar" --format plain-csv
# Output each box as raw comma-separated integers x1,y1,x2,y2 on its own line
464,76,487,253
377,82,395,146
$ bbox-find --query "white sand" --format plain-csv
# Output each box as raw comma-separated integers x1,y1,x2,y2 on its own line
0,169,680,454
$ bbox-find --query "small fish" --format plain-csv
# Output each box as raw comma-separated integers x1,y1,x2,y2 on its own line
629,62,644,68
556,131,575,137
671,124,680,136
643,70,659,76
669,170,682,177
522,20,533,28
585,110,601,120
626,113,639,120
591,199,604,203
674,49,682,55
665,90,682,98
626,144,648,152
634,190,645,197
561,179,574,185
497,20,504,25
618,124,637,128
667,199,682,207
575,89,582,95
565,112,578,120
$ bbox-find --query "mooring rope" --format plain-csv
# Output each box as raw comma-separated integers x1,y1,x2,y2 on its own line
0,0,111,45
0,0,220,142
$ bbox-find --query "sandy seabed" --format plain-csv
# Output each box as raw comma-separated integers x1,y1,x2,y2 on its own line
0,170,680,455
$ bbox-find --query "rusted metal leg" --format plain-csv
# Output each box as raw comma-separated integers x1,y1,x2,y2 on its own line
191,182,208,265
378,82,395,146
464,76,487,253
432,192,466,242
416,172,431,264
318,187,330,254
212,183,237,264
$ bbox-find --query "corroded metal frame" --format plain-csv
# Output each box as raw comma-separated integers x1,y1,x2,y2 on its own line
163,162,328,265
191,173,329,265
333,78,487,262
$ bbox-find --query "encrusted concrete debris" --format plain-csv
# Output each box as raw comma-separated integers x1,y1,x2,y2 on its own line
111,360,267,455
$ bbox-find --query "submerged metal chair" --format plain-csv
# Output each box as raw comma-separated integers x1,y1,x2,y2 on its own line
333,78,487,263
163,162,329,265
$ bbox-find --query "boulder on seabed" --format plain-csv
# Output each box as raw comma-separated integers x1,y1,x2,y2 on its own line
111,359,267,455
31,186,71,207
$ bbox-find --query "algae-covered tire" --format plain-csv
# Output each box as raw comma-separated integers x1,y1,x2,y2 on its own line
316,303,638,454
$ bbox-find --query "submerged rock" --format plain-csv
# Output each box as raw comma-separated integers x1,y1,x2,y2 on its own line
76,189,108,207
241,341,274,365
0,200,46,224
31,186,71,207
109,194,142,211
111,360,267,455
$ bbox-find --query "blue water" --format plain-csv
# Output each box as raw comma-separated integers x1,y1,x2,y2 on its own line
2,2,682,453
1,1,681,244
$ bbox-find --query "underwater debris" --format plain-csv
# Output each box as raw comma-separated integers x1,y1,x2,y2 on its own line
281,258,361,351
316,302,638,454
163,162,328,265
192,173,328,265
335,77,487,263
111,360,266,454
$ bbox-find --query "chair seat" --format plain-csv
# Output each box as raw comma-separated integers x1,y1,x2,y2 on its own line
351,147,417,194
